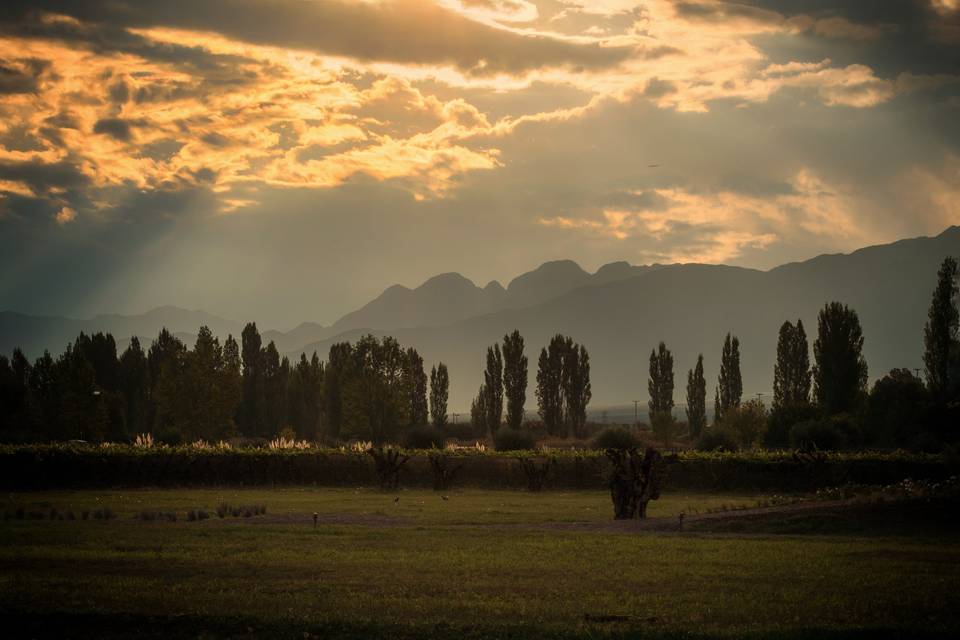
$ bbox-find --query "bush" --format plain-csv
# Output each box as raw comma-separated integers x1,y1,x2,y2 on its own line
592,426,640,450
404,425,446,449
494,428,536,452
440,421,475,441
650,412,679,445
716,400,768,449
789,414,861,450
766,404,817,448
697,428,740,452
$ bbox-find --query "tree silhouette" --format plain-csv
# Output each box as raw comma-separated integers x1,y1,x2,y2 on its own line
429,362,449,428
924,256,959,402
404,347,429,427
813,302,868,415
536,339,564,436
686,354,706,437
502,330,528,429
482,343,503,435
716,333,742,422
648,342,674,417
773,320,811,411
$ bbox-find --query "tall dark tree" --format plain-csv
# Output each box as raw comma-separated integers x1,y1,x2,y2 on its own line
686,354,706,437
716,333,742,422
429,363,449,428
118,337,149,436
470,384,487,438
536,337,565,436
813,302,868,415
563,342,591,439
261,342,287,438
482,343,503,435
324,342,352,440
239,322,263,437
341,335,410,444
288,352,323,440
924,256,959,401
773,320,811,411
648,342,674,417
0,349,30,439
404,347,429,427
27,351,57,440
502,330,528,429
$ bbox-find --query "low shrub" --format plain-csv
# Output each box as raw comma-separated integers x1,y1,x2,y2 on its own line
697,428,739,452
790,414,861,450
592,426,640,450
404,425,446,449
494,428,536,452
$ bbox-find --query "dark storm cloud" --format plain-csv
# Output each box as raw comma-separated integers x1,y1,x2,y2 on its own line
0,0,633,75
93,117,133,141
0,158,90,194
0,58,50,94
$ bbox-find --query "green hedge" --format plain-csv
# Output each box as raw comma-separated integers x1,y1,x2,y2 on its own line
0,444,951,492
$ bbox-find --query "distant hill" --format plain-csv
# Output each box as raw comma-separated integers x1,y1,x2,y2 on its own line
0,306,242,358
4,227,959,415
291,227,960,412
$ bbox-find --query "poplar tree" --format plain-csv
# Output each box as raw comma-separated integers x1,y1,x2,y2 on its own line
813,302,868,414
502,330,528,429
483,343,503,435
686,354,706,437
404,347,429,427
429,363,449,428
716,333,742,422
924,256,959,401
773,320,811,411
648,342,674,417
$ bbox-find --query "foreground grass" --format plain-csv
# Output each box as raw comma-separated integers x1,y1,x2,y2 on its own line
1,488,959,638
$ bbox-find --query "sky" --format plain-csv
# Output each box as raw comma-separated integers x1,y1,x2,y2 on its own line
0,0,958,329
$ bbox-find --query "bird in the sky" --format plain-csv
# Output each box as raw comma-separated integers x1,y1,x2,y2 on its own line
648,164,660,168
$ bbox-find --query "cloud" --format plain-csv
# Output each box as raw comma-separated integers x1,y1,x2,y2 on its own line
0,58,51,94
93,117,133,141
3,0,633,76
54,205,75,223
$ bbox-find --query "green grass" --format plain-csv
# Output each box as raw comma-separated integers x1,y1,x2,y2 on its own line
2,488,959,639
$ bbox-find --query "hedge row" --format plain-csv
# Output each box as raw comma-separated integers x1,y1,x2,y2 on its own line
0,445,951,492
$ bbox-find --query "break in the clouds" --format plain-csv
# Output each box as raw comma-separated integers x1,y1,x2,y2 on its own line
0,0,958,326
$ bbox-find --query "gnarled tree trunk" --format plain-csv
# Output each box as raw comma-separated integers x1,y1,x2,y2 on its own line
606,447,668,519
428,453,462,491
517,456,554,492
367,446,409,491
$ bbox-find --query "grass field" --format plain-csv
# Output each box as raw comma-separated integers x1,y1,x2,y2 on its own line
2,488,959,638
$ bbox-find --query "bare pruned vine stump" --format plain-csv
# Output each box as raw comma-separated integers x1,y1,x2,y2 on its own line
517,457,554,492
605,447,669,519
367,447,409,491
428,453,462,491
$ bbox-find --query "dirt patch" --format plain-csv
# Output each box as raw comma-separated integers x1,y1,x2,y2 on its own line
238,512,411,527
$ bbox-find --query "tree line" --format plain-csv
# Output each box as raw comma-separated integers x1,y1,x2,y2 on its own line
645,256,959,451
0,325,451,445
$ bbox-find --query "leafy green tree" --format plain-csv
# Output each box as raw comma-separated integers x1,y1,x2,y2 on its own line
429,362,449,428
924,256,959,402
502,330,528,429
341,335,411,444
716,399,768,449
648,342,674,417
404,347,429,427
686,354,706,438
536,340,564,436
813,302,868,415
482,343,503,435
287,352,323,440
716,333,742,422
563,342,591,439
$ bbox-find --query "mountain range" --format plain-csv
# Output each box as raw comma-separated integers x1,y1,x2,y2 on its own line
3,226,959,413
